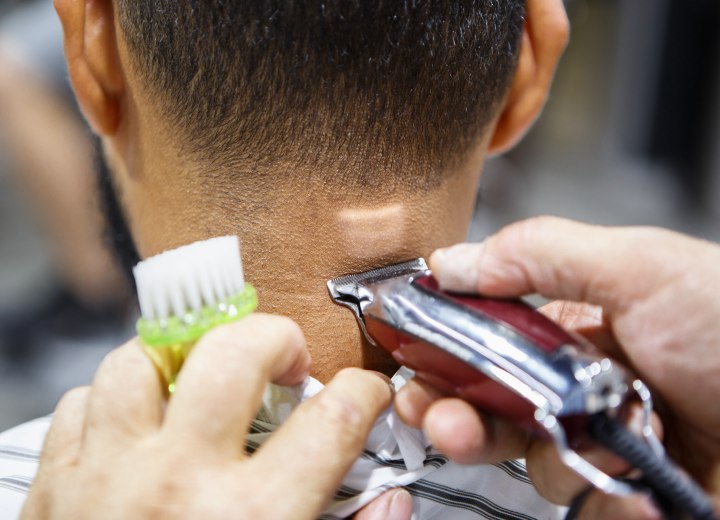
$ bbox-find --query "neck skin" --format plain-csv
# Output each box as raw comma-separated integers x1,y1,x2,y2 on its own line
55,0,571,383
105,110,488,382
100,22,491,382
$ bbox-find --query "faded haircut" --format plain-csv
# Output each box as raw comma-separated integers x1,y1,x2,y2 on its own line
116,1,524,188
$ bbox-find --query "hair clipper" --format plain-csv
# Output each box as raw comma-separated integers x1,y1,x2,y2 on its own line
328,259,718,520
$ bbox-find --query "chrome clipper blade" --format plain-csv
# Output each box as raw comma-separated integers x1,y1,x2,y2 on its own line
327,258,430,345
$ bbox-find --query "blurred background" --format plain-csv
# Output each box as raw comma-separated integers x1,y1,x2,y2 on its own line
0,0,718,431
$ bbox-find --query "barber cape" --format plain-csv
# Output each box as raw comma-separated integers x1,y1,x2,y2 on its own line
0,368,562,519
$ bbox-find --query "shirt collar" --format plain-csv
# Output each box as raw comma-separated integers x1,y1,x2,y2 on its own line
257,367,430,471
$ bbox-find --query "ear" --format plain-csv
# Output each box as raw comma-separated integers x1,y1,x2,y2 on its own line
488,0,569,155
55,0,124,136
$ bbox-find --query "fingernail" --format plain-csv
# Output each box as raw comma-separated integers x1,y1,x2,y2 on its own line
367,371,395,397
388,489,413,520
430,242,486,293
367,371,392,385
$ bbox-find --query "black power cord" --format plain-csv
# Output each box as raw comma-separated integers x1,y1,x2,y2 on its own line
587,413,717,520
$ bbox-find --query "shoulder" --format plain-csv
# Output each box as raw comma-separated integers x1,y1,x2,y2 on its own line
0,416,51,519
0,415,52,452
409,459,565,519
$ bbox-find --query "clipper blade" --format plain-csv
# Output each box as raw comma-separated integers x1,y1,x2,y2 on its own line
327,258,429,300
327,258,429,344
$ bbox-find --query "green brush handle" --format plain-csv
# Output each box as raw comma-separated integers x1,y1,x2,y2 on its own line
137,284,258,347
136,284,257,393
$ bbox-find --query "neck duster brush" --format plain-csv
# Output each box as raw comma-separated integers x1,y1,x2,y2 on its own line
132,236,257,393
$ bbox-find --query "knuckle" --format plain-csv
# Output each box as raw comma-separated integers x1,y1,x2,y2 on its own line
521,215,565,236
128,458,193,518
240,312,301,336
92,344,156,396
334,366,366,382
203,313,305,359
525,444,567,504
98,342,150,378
263,314,306,352
198,321,266,365
250,314,306,351
526,442,596,507
199,314,308,382
305,369,392,446
142,480,186,518
56,386,90,411
199,321,242,346
491,216,550,257
525,462,557,503
621,226,685,265
487,217,563,287
311,390,367,444
97,348,122,374
335,368,391,405
213,471,269,518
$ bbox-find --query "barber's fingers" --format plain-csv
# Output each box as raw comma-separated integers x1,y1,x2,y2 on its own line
425,398,529,465
83,341,164,450
355,489,414,520
537,300,629,362
394,377,445,429
538,300,603,331
250,368,392,519
163,314,310,456
396,378,528,464
430,216,719,313
526,405,663,506
41,386,90,469
26,388,90,519
526,437,631,505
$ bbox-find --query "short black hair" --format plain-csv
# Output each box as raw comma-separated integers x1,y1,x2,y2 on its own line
116,1,524,189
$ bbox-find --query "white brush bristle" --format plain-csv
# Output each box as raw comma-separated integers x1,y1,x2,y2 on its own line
133,236,246,321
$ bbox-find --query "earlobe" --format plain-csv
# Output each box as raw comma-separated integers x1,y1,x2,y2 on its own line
487,0,569,156
55,0,124,136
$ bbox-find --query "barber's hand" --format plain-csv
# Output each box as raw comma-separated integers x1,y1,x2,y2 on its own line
395,216,720,519
21,313,410,520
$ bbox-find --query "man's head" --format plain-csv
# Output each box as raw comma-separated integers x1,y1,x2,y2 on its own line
57,0,568,380
113,1,523,190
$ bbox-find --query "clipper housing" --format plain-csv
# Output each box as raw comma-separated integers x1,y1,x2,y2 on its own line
328,259,661,496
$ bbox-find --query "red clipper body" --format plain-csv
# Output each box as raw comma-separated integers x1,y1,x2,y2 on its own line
364,275,594,439
329,259,717,516
328,259,657,496
328,258,630,443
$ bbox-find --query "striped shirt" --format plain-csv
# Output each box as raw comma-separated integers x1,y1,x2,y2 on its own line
0,369,562,519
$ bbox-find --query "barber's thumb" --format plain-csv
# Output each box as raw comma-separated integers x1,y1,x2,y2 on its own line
430,223,538,296
430,216,647,305
354,489,413,520
429,242,486,293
